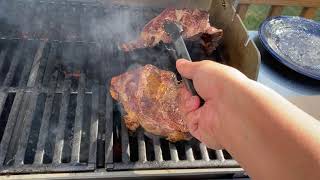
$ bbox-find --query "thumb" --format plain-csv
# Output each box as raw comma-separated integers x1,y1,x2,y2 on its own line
176,59,198,79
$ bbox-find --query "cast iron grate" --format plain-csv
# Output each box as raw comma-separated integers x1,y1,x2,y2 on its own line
0,39,105,174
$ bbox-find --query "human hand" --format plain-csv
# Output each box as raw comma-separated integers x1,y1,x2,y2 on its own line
178,59,320,180
177,59,248,149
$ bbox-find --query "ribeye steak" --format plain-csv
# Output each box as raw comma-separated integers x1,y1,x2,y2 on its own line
121,8,223,54
110,64,192,142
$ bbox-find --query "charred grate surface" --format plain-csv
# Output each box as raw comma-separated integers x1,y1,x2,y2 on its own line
0,0,240,175
0,39,102,174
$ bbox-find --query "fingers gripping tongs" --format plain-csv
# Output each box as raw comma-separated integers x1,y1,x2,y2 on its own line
164,21,197,96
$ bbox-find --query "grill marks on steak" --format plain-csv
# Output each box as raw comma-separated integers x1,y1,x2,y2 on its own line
121,8,223,54
110,64,192,142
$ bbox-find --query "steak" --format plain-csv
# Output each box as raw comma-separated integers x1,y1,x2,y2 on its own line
121,8,223,54
110,64,192,142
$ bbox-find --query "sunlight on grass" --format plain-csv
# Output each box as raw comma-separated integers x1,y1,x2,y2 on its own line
282,6,302,16
243,5,270,30
316,10,320,21
243,5,320,30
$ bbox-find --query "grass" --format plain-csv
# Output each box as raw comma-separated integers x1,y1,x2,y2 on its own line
243,5,320,30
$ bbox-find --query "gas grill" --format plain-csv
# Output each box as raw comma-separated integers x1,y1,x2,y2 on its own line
0,0,260,178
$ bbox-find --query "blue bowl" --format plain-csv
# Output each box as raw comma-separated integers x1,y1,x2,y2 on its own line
259,16,320,80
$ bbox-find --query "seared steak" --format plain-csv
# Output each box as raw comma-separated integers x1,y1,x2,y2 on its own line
110,64,192,142
121,8,223,54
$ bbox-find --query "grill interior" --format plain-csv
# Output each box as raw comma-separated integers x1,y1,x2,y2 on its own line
0,40,103,173
0,0,239,174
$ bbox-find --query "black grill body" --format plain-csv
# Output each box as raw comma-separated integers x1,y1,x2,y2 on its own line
0,0,239,175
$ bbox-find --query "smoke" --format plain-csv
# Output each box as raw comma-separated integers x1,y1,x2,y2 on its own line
0,0,159,52
0,0,158,78
89,6,149,50
0,0,142,42
0,0,53,39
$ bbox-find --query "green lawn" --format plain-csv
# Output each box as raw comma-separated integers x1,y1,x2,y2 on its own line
243,5,320,30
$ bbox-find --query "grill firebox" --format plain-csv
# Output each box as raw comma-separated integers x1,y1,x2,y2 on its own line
0,0,241,176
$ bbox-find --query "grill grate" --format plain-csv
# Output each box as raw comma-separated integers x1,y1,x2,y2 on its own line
0,39,102,174
0,0,240,175
111,117,238,170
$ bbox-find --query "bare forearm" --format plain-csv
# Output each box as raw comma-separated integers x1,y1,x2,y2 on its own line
220,79,320,180
176,59,320,179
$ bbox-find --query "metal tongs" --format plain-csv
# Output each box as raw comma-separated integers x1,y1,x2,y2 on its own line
164,21,198,96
